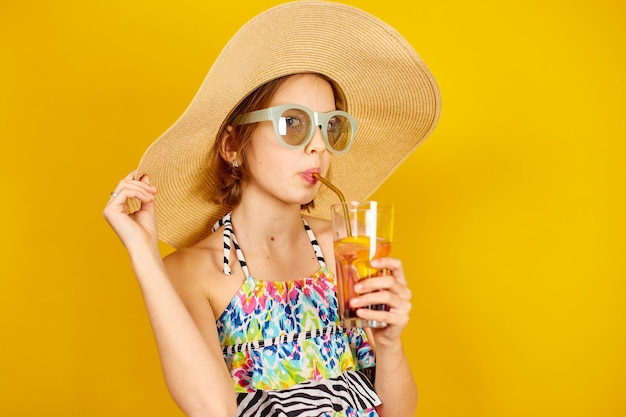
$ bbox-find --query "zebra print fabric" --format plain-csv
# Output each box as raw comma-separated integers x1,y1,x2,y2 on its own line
236,370,380,417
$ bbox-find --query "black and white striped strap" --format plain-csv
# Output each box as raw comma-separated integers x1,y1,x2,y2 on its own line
211,212,326,277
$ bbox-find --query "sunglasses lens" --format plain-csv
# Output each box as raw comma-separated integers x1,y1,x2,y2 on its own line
326,115,353,152
278,108,311,146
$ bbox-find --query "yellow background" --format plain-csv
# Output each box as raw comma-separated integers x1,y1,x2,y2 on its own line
1,0,624,416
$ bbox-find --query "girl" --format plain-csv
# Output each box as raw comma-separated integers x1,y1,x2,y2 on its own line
103,2,440,416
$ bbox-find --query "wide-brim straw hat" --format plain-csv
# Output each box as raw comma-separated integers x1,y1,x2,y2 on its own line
136,0,441,248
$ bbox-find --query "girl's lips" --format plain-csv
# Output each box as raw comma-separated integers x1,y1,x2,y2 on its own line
301,169,321,184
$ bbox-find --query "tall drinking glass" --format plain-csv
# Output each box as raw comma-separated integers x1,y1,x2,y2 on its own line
331,201,394,328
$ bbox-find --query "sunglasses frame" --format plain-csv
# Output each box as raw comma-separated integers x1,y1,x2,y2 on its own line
233,104,358,155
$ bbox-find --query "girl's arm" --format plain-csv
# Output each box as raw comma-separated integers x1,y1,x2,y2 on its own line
103,172,236,417
352,257,418,417
370,337,418,417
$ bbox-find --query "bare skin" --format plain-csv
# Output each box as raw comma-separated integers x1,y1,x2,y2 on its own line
103,74,416,417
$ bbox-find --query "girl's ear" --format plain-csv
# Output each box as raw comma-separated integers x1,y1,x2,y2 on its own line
218,126,238,164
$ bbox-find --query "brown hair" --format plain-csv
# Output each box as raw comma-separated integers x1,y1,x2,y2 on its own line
209,73,347,210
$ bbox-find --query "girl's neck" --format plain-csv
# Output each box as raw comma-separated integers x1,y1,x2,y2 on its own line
231,201,305,244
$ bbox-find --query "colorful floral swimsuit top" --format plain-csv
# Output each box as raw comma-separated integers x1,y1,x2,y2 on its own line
213,213,381,417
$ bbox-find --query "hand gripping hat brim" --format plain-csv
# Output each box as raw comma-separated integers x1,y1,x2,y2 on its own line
136,0,442,248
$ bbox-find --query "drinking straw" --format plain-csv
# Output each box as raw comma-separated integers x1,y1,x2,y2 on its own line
313,173,352,236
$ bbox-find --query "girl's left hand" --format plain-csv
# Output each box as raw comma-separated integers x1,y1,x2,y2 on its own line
349,257,412,346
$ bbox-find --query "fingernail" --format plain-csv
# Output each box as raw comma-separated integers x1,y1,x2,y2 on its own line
354,283,364,292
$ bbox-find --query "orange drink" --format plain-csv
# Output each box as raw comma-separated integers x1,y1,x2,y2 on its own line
331,201,394,328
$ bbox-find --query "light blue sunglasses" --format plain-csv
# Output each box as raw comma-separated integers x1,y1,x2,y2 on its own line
233,104,358,155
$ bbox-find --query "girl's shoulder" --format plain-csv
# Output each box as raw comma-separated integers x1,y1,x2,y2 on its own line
302,214,332,237
162,226,237,297
164,229,224,277
163,226,246,317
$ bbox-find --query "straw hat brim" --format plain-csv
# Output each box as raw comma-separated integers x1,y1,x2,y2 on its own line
136,0,441,248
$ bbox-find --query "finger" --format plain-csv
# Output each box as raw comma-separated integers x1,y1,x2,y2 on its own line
350,288,411,313
109,170,150,193
356,306,410,329
114,178,156,195
105,184,157,219
108,183,155,205
139,173,151,185
355,275,396,293
103,188,156,231
371,257,407,285
109,173,157,200
352,288,412,318
355,275,412,300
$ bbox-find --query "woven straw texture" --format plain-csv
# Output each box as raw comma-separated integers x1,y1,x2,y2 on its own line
136,0,441,248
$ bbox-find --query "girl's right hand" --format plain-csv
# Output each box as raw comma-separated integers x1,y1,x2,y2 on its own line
102,170,159,252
